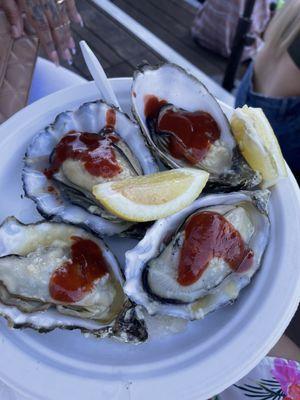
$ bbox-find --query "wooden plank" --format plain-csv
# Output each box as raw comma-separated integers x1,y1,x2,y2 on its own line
112,0,225,76
105,54,164,77
79,2,129,40
72,25,121,67
69,33,95,78
51,0,164,79
105,61,135,77
125,0,190,41
77,1,131,44
118,0,226,72
172,0,198,14
106,56,164,78
111,0,224,69
147,0,195,28
129,52,164,69
85,0,164,62
79,0,160,63
73,30,111,68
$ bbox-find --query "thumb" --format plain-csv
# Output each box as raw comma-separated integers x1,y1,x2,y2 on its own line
1,0,24,38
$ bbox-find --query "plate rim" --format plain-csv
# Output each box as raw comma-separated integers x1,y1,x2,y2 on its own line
0,79,299,400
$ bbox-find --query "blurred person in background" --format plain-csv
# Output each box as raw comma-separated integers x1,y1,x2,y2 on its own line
191,0,273,62
235,0,300,180
0,0,83,65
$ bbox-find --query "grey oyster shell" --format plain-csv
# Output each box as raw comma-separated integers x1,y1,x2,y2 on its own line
125,191,270,320
23,100,158,237
131,63,261,192
0,217,147,343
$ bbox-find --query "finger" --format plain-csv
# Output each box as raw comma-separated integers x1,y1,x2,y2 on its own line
42,0,73,63
59,1,76,55
16,0,35,35
52,24,73,63
2,0,24,38
65,0,83,26
60,18,76,56
20,0,59,65
42,0,61,28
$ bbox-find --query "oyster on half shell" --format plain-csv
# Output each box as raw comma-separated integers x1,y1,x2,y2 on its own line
0,217,147,343
131,63,261,191
23,100,158,237
125,191,270,320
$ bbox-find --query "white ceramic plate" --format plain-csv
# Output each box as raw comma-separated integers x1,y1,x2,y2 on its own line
0,79,299,400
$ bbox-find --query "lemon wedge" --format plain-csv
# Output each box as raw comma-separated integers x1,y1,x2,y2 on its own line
92,168,209,222
231,105,287,188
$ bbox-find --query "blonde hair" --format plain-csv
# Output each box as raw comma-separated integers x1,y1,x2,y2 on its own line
264,0,300,57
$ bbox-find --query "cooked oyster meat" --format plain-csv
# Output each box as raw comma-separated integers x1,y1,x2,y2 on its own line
0,217,148,343
45,129,141,224
146,101,232,175
0,239,118,322
131,63,261,191
145,205,254,304
125,191,270,320
23,101,158,237
0,218,123,323
48,130,140,192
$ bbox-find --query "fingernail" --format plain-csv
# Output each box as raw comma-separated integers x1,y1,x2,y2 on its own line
68,37,76,55
63,49,73,64
11,25,21,39
50,51,60,67
77,14,84,27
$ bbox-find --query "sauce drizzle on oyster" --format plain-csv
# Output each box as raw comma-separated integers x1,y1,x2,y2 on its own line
105,108,117,133
144,94,167,119
49,236,110,303
144,95,221,164
45,131,122,179
177,211,254,286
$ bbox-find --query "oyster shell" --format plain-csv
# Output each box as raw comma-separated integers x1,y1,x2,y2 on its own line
23,100,158,237
0,217,147,343
131,63,261,191
125,191,270,320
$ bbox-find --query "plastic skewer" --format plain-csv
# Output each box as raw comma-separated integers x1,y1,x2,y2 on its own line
80,40,121,109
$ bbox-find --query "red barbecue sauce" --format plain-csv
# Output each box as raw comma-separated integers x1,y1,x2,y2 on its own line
105,108,117,132
144,95,167,119
144,95,220,164
177,211,254,286
45,109,121,179
47,186,55,193
49,236,109,303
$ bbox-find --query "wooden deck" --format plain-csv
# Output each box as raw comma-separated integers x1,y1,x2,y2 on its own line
111,0,228,84
60,0,229,85
60,0,165,79
42,0,299,348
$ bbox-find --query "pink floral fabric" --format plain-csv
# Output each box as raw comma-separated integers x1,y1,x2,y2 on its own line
219,357,300,399
272,359,300,399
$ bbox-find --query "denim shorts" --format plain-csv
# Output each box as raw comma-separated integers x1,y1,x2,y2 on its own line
235,63,300,174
